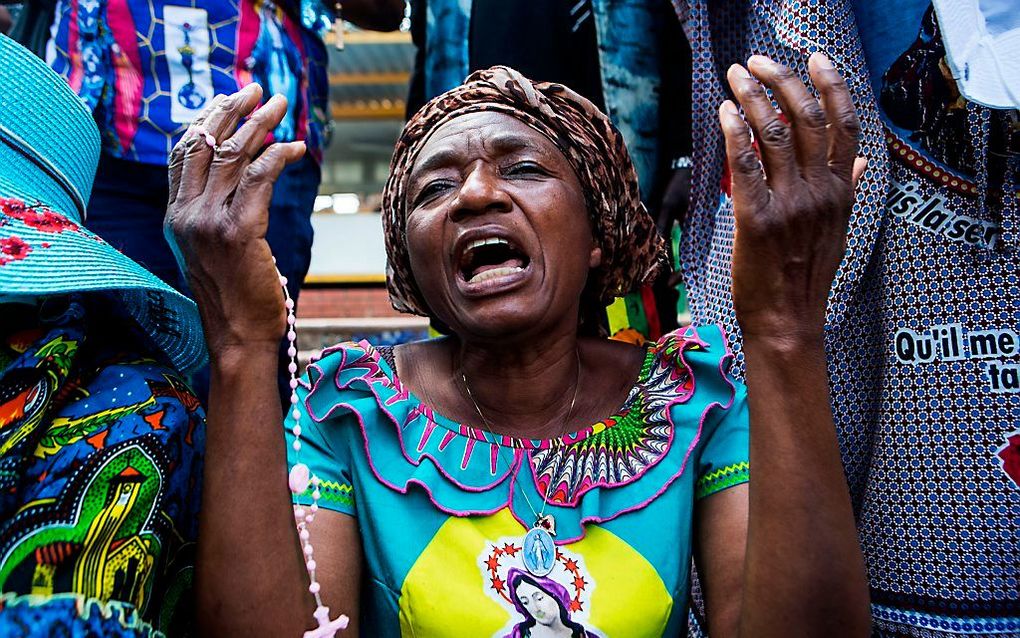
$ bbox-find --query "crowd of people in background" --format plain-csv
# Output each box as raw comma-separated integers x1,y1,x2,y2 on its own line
0,1,1016,637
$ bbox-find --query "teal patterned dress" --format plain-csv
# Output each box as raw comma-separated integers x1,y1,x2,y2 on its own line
287,325,750,637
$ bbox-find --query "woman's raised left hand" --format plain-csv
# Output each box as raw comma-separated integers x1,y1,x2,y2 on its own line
721,53,866,344
715,55,873,638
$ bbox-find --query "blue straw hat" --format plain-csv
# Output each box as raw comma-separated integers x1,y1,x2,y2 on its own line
0,34,206,374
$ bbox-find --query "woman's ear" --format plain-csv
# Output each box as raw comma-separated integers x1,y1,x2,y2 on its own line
588,245,603,269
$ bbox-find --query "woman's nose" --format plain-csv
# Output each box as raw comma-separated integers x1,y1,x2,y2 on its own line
450,163,512,220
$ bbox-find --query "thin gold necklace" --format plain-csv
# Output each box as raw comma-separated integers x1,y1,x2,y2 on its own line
458,348,581,577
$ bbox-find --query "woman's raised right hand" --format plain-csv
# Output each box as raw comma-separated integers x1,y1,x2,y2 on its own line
164,84,305,356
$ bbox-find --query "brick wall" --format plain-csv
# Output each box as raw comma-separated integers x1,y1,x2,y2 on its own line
297,286,404,319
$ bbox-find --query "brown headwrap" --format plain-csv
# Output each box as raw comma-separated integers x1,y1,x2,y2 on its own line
381,66,666,317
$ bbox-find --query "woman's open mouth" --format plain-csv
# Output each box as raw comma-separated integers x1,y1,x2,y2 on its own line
455,235,533,294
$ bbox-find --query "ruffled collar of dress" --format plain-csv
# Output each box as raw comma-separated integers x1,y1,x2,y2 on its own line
385,345,655,451
301,325,736,544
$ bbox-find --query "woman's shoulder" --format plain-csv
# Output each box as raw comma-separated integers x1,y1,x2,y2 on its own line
304,338,402,384
300,338,444,431
651,324,731,364
308,337,449,375
310,338,378,364
302,339,398,409
644,324,736,396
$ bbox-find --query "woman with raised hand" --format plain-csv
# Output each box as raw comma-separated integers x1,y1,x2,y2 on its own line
167,54,869,637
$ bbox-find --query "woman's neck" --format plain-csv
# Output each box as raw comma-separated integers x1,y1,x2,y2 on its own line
456,328,582,440
396,325,645,442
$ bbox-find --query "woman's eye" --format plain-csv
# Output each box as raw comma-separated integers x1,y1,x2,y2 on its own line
414,181,452,206
506,162,545,176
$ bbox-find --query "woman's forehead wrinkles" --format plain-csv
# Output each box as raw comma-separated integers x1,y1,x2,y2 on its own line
409,147,462,182
410,129,548,182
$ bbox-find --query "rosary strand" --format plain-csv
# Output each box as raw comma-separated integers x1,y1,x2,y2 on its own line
281,263,349,638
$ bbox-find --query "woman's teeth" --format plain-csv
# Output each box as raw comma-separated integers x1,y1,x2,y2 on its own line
465,237,510,252
470,265,524,283
459,235,529,282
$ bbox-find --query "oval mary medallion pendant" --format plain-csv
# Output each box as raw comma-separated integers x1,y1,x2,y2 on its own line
522,526,556,577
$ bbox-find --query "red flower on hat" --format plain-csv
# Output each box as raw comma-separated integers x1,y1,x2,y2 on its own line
0,198,80,234
0,235,32,265
997,432,1020,488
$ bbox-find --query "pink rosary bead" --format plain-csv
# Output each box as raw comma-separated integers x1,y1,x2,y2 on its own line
278,267,347,636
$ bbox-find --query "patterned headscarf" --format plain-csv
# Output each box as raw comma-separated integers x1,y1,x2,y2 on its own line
381,66,666,317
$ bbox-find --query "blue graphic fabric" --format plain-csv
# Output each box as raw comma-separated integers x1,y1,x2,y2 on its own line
74,0,117,151
0,297,206,637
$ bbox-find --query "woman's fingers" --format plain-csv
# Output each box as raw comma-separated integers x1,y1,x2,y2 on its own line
719,99,770,217
170,94,225,207
228,141,307,232
176,88,258,202
176,84,264,202
204,93,291,205
747,55,830,176
808,52,861,184
726,63,799,190
201,82,264,145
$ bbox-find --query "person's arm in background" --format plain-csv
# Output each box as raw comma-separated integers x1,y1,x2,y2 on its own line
405,0,428,118
4,0,57,58
651,14,693,330
656,16,694,242
281,0,404,33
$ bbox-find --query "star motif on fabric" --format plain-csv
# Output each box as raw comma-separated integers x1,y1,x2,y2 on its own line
482,539,591,614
